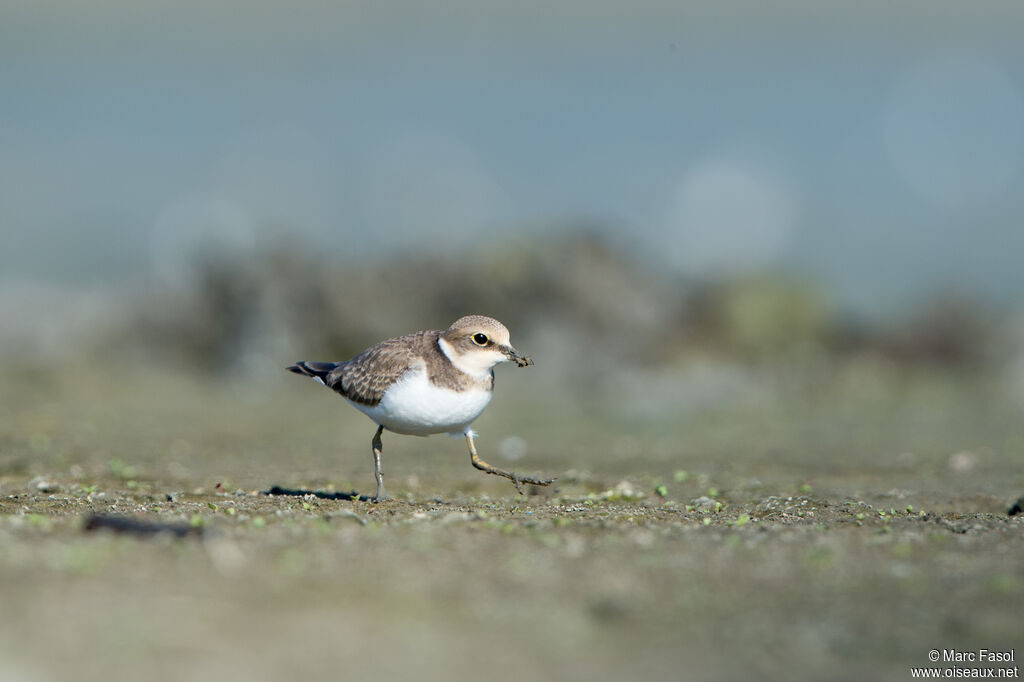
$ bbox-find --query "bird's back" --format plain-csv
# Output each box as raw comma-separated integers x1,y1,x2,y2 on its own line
287,330,439,406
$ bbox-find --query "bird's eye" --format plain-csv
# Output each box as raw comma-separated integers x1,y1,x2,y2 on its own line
472,333,489,346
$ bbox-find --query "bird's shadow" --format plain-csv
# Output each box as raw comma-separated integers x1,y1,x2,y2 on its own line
262,485,371,502
84,513,203,538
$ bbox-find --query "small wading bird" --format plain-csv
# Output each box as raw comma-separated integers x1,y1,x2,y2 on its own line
287,315,554,500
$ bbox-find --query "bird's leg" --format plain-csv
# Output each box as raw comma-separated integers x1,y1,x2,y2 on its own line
465,432,554,494
370,425,389,501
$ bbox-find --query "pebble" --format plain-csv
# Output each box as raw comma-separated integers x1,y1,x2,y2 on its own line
30,478,60,494
690,496,719,512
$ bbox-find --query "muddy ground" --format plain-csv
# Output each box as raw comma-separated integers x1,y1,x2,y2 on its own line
1,363,1022,681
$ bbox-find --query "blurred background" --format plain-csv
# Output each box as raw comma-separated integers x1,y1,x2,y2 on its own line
4,3,1024,681
3,0,1024,377
3,0,1024,479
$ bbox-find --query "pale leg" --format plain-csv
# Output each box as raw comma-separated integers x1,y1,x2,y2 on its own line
465,431,554,494
371,425,389,501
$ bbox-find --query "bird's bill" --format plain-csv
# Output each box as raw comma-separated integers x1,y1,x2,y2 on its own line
502,345,534,367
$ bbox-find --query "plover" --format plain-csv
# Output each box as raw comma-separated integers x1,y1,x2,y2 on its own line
287,315,554,500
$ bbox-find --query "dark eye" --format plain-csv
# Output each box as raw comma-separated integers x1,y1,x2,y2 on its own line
472,333,489,346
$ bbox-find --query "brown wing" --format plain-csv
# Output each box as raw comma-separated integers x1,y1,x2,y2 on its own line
326,330,437,405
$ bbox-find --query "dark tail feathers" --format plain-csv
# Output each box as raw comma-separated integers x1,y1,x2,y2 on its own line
286,360,340,384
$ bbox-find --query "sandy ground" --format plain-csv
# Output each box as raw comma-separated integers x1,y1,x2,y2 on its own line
1,363,1022,681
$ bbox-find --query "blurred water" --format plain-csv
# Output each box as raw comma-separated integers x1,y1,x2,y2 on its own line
2,0,1023,315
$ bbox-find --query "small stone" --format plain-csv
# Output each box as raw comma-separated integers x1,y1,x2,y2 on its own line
690,496,718,512
498,435,528,461
31,477,60,493
948,451,978,474
613,480,636,497
441,511,473,524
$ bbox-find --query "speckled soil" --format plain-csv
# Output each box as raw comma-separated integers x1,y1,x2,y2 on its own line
1,366,1022,681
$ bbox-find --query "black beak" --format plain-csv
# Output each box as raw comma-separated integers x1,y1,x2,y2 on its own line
503,345,534,367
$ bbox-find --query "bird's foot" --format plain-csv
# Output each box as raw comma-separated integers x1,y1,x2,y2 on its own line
499,469,555,495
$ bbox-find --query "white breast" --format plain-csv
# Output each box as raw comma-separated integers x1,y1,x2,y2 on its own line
348,368,493,436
